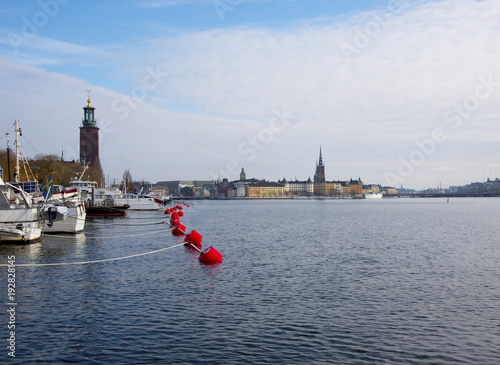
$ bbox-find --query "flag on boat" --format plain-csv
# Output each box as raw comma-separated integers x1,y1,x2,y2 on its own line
41,173,53,200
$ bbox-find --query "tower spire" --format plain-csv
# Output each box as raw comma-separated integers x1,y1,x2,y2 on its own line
314,145,325,183
87,89,92,107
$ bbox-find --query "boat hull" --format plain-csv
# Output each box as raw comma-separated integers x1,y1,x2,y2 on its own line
0,225,42,242
115,197,160,211
86,206,127,217
43,205,86,233
0,209,42,243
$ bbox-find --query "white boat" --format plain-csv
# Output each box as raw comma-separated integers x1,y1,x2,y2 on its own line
0,177,42,243
94,188,160,211
30,184,87,234
45,204,86,233
2,120,86,236
121,193,160,210
41,189,86,233
70,171,160,211
69,179,97,196
364,192,383,199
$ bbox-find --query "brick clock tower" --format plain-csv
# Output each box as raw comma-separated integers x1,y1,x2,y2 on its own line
79,91,99,167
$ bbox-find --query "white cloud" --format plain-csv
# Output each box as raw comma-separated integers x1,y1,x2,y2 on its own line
0,57,265,184
0,32,107,67
1,0,499,189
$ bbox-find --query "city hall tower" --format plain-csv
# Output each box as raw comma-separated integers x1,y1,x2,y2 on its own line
79,91,100,166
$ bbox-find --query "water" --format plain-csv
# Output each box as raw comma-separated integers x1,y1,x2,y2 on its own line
1,198,500,364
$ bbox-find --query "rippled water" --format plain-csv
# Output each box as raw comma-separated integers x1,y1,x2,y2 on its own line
1,198,500,364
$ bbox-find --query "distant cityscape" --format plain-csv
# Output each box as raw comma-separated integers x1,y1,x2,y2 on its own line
120,147,500,199
80,96,499,199
127,175,500,199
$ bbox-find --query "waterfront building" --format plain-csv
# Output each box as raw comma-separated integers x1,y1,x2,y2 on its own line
283,178,314,196
245,181,285,198
363,184,381,194
193,186,210,198
155,180,212,196
381,186,398,195
349,178,363,195
314,181,342,197
234,181,247,197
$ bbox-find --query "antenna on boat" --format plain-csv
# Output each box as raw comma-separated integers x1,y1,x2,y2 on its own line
77,163,90,181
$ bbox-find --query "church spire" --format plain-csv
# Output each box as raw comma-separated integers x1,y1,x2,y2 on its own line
314,145,325,183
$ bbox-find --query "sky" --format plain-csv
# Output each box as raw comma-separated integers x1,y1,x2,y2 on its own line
0,0,499,190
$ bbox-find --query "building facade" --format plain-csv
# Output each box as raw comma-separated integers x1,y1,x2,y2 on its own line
349,178,363,195
284,178,314,196
314,181,342,196
246,181,285,198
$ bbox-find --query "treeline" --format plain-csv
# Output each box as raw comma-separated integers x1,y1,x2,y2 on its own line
0,149,104,187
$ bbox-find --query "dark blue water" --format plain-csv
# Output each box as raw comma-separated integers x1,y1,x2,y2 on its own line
1,198,500,364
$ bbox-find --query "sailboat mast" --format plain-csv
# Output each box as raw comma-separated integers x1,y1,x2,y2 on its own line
5,133,11,181
14,120,21,183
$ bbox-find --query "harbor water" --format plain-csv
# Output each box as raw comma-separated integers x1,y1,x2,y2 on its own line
1,198,500,364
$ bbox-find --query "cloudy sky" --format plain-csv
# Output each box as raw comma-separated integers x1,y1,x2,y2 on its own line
0,0,499,189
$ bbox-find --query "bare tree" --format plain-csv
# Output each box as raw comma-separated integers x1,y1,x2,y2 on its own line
122,168,134,193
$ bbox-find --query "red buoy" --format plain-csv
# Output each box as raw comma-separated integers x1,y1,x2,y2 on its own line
185,230,203,247
198,246,223,263
172,223,186,236
178,211,184,217
171,212,179,220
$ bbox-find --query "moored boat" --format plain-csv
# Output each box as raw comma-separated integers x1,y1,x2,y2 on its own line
94,188,160,211
0,177,42,243
42,200,86,233
31,187,88,233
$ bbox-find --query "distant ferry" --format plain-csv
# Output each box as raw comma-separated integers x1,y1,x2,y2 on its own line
364,192,383,199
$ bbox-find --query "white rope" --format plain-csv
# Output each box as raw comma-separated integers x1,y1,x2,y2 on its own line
45,227,172,239
88,220,168,227
0,242,187,267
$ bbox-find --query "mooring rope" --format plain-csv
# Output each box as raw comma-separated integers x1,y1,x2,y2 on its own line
88,221,168,227
45,227,173,239
0,242,187,267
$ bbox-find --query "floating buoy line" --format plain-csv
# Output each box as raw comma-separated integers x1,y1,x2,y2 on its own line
165,201,223,264
0,201,223,267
